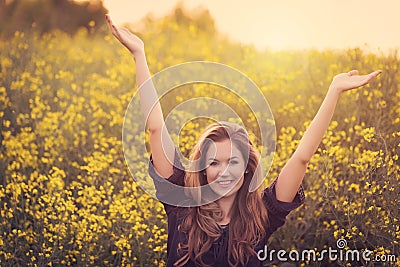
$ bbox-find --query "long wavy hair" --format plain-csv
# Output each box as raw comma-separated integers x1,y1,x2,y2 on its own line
174,122,269,267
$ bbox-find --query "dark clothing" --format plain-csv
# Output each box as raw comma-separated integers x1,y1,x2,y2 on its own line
148,149,305,267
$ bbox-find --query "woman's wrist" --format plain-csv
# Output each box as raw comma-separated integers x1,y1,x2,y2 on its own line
328,83,344,97
132,49,146,61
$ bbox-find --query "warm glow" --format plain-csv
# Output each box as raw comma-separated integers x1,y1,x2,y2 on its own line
103,0,400,52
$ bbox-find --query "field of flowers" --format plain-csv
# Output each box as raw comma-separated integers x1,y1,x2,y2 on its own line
0,11,399,267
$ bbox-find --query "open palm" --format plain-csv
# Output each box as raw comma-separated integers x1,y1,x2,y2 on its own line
331,70,382,92
106,14,144,56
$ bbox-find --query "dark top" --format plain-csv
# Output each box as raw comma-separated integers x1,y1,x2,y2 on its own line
148,149,305,267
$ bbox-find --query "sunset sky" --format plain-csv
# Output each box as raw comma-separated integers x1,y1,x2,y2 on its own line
102,0,400,52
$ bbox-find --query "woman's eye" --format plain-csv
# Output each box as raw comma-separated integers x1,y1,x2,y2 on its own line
209,161,218,166
230,160,239,165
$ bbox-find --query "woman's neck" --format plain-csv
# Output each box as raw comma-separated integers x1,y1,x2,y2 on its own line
216,193,237,224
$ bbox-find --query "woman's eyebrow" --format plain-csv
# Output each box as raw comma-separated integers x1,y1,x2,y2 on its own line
207,156,239,161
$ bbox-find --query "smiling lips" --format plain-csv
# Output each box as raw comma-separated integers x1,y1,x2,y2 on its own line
216,179,236,188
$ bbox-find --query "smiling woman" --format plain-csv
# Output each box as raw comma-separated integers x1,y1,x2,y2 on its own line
147,121,302,267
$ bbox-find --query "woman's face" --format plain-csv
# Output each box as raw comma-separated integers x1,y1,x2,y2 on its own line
204,139,246,198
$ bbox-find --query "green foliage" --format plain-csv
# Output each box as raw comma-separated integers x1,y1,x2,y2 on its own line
0,0,108,38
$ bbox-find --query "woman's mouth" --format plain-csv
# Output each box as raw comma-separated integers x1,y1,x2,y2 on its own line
216,180,235,187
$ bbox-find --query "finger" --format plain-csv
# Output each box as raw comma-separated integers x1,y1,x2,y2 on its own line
361,71,382,85
105,15,125,44
120,27,132,35
110,25,122,40
106,15,119,33
369,70,382,78
348,70,359,76
358,71,381,86
105,15,115,31
105,14,114,24
105,14,112,25
108,22,117,35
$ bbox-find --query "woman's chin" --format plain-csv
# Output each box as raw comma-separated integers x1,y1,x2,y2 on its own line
211,185,237,198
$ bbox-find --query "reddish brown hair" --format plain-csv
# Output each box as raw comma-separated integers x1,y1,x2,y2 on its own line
175,122,269,267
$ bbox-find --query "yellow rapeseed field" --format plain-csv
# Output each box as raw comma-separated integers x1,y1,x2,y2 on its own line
0,13,399,266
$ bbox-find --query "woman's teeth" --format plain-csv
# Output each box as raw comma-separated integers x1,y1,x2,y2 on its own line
218,180,232,185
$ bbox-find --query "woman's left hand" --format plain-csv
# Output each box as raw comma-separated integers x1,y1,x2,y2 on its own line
330,70,382,93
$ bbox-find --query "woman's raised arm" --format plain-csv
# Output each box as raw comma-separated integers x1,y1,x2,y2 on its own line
276,70,382,202
106,15,174,178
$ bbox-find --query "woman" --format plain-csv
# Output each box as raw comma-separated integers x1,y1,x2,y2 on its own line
105,15,381,267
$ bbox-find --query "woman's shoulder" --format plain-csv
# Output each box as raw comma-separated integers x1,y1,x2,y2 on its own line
262,177,305,216
148,148,186,185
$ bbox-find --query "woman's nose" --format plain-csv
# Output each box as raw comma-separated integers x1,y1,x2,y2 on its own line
217,163,230,177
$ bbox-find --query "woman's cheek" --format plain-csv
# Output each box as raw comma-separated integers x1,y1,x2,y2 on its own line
230,164,245,179
205,167,218,182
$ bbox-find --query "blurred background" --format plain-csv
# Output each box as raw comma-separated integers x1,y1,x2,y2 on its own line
1,0,400,51
102,0,400,52
0,0,107,36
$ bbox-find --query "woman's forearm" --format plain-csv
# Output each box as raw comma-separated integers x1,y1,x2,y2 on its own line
292,86,341,163
134,52,165,133
133,51,150,88
276,87,341,202
134,51,175,177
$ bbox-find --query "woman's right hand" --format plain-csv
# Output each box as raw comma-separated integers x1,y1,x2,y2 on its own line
106,14,145,57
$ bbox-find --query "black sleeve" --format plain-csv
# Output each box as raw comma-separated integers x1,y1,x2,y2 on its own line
148,148,187,215
262,178,305,233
